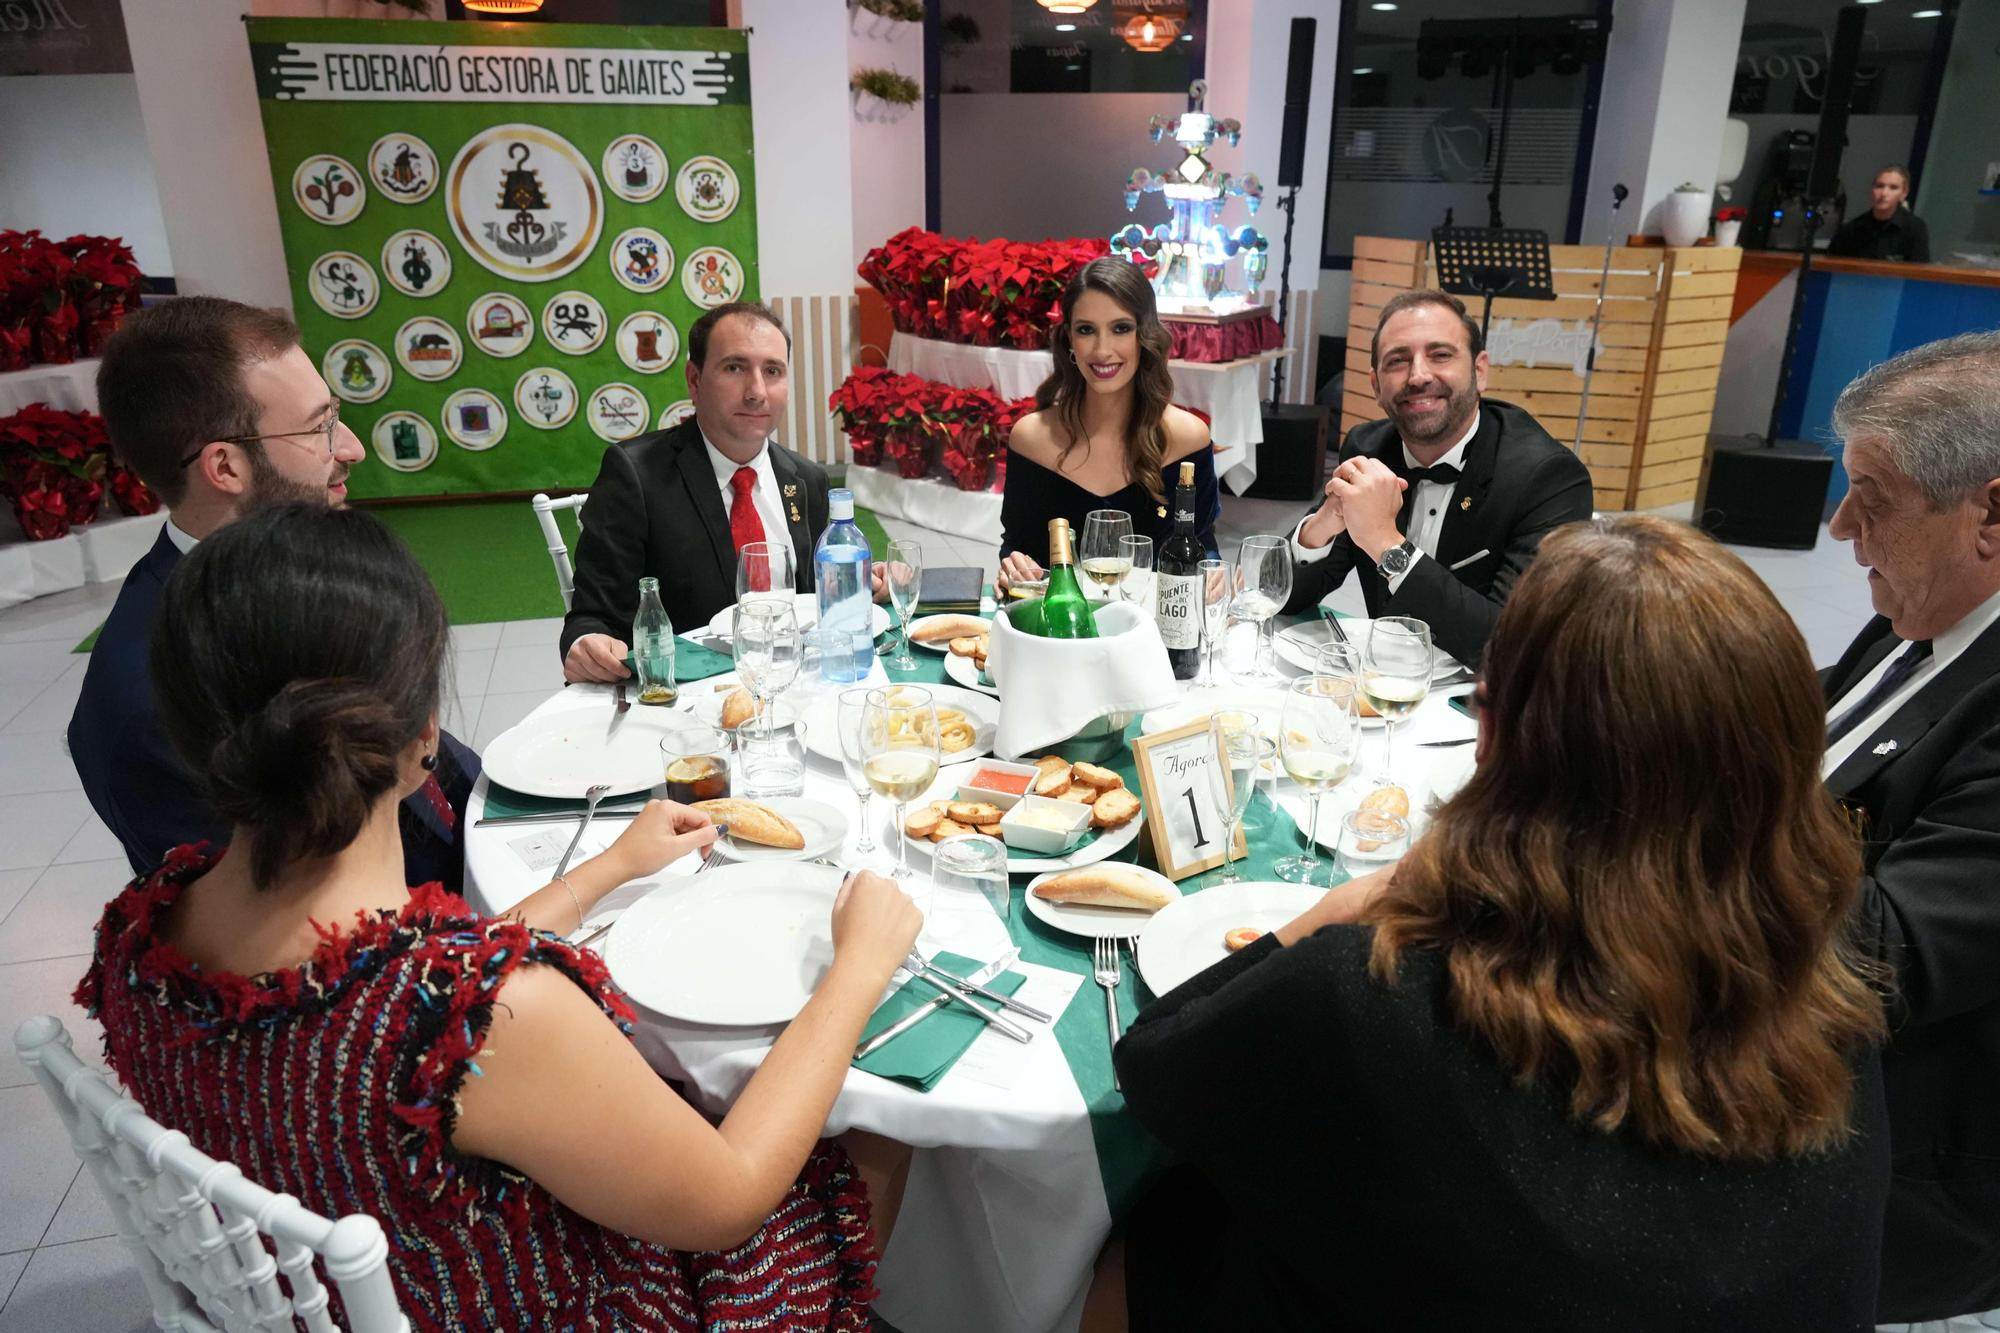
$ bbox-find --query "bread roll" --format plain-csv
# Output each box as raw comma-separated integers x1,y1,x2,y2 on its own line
720,687,760,731
1032,864,1174,913
912,615,989,643
1359,785,1410,818
692,799,805,850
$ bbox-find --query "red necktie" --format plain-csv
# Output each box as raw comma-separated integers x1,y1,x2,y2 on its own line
728,466,767,554
419,772,457,833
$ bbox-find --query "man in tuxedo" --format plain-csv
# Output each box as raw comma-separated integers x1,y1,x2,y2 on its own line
562,301,880,681
1284,290,1593,665
68,297,476,888
1816,332,2000,1327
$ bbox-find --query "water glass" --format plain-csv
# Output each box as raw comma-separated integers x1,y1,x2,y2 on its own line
1119,534,1155,606
733,600,800,741
736,541,795,606
886,539,924,671
933,833,1011,920
738,716,808,800
1233,535,1293,682
1336,809,1410,882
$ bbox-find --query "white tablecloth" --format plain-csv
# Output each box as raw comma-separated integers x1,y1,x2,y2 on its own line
0,358,100,415
886,333,1285,495
463,654,1473,1333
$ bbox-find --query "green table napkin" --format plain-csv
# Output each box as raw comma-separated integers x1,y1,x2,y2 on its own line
621,635,735,684
853,950,1029,1092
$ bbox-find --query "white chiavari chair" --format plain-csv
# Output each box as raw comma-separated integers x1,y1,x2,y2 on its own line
530,491,589,611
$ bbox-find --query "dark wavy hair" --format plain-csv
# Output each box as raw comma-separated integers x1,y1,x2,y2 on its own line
1364,516,1885,1161
1034,257,1177,507
150,504,450,889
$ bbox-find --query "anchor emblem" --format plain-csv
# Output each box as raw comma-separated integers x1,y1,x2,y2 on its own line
483,142,569,265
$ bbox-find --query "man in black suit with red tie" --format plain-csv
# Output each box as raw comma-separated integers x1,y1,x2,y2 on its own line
1283,289,1593,666
1815,332,2000,1328
562,301,881,682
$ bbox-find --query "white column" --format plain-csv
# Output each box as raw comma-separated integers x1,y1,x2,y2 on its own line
740,0,856,300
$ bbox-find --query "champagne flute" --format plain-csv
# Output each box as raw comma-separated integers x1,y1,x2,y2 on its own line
732,600,799,743
1119,534,1154,606
863,686,941,880
1362,616,1433,786
735,541,794,609
886,539,924,671
1197,557,1231,688
836,687,881,859
1275,675,1361,885
1234,535,1292,682
1080,509,1132,600
1216,728,1274,885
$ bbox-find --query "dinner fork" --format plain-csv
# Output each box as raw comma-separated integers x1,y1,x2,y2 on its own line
554,783,611,882
1094,935,1125,1091
570,823,731,950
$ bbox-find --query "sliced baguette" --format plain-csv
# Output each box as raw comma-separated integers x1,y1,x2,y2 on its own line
1032,864,1174,913
692,799,805,850
911,614,990,644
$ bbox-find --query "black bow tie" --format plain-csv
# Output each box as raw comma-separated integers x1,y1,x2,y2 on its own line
1399,462,1462,486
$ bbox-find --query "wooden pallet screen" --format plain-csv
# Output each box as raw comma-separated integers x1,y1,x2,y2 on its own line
1342,236,1741,511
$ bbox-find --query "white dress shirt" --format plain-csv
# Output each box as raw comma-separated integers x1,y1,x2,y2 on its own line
1291,412,1479,595
701,429,795,571
165,517,199,555
1822,585,2000,776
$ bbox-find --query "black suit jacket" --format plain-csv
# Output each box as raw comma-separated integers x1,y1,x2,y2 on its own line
1281,399,1593,665
1821,612,2000,1322
68,528,476,890
560,419,830,658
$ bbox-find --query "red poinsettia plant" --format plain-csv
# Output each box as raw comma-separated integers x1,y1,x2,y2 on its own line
0,403,156,540
1715,206,1748,223
828,369,1033,491
858,228,1113,351
0,231,144,371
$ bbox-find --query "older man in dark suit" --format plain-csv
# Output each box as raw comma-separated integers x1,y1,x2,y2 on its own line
1283,289,1593,666
68,298,474,886
1814,332,2000,1329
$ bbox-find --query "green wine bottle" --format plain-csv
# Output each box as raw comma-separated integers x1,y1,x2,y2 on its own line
1039,518,1099,639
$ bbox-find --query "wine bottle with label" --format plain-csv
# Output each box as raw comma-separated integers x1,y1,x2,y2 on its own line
1038,518,1099,639
1156,461,1202,678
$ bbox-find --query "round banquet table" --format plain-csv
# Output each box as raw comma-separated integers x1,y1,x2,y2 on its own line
462,623,1476,1333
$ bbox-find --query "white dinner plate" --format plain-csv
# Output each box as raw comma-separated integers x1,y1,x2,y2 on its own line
942,650,1000,698
604,862,844,1025
904,614,991,653
894,762,1143,872
709,797,848,863
1136,881,1324,996
482,706,685,799
1023,865,1181,940
1272,617,1467,681
705,593,891,643
800,684,999,766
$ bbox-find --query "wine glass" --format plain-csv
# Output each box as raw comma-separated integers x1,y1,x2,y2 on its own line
1215,728,1274,885
863,686,941,880
1080,509,1132,600
1118,534,1154,606
1274,675,1362,885
1234,535,1292,682
836,687,880,859
886,539,924,671
735,541,794,610
1197,557,1231,688
1314,640,1361,687
732,600,799,743
1362,616,1433,785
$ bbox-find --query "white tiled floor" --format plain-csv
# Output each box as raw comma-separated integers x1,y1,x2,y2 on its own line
0,497,1876,1325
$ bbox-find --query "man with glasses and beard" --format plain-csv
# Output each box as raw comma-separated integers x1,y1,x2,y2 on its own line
68,297,477,887
1283,289,1592,666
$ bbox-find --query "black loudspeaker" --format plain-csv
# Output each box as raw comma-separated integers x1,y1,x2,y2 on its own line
1695,436,1834,550
1276,17,1316,189
1243,404,1329,501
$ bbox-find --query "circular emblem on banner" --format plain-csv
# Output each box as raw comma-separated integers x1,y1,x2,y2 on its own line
442,387,508,451
615,311,677,375
446,124,604,283
292,154,365,225
602,134,667,204
394,316,463,382
658,398,696,431
323,339,392,404
308,251,379,320
608,227,673,294
587,382,650,443
515,366,579,430
371,410,437,472
466,292,533,359
369,134,439,204
681,246,745,308
381,229,452,298
676,155,740,223
541,290,607,355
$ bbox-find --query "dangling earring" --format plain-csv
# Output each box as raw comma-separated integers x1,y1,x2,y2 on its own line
419,752,437,772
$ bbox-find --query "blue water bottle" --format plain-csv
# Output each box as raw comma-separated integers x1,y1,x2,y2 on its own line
814,488,873,682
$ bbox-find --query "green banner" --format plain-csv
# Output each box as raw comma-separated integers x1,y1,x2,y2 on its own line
245,18,757,500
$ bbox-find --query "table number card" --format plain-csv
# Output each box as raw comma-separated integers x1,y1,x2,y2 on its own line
1131,718,1246,881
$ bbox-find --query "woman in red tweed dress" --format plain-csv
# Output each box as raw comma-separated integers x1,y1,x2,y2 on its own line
77,504,922,1331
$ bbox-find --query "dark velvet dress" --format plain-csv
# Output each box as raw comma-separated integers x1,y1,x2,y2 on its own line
998,446,1221,565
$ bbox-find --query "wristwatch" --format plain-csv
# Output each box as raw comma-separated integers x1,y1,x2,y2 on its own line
1376,540,1418,578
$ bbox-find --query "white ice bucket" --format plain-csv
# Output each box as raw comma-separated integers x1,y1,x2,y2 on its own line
985,600,1181,759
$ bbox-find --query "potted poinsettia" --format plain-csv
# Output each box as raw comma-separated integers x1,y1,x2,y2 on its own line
0,404,110,539
1713,206,1748,248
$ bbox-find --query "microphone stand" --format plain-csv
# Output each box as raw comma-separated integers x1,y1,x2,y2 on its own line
1572,182,1628,453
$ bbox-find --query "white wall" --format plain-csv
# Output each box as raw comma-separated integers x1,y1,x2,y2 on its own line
0,73,173,276
741,0,855,299
846,5,925,269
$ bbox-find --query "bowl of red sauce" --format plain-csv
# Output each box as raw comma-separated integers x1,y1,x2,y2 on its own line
956,759,1039,811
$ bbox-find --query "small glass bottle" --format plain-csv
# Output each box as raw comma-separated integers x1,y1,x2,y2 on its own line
633,576,677,705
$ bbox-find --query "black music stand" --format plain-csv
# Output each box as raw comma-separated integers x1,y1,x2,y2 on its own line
1429,226,1556,339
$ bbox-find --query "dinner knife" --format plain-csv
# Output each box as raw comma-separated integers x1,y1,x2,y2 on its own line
475,808,645,828
855,949,1021,1059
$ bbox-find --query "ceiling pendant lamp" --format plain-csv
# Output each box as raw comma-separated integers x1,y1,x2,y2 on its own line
463,0,546,12
1121,14,1180,52
1038,0,1098,15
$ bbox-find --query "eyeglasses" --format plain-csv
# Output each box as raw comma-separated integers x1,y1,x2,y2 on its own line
179,406,341,469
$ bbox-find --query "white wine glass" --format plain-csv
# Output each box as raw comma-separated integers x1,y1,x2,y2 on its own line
836,686,880,859
863,686,941,880
732,600,799,743
1197,557,1231,688
1274,675,1361,885
1234,535,1292,682
735,540,794,609
1362,616,1433,785
1216,728,1274,885
1119,534,1155,606
1080,509,1132,600
886,539,924,671
1315,640,1361,688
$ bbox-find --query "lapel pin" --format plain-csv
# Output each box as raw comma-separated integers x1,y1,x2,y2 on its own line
789,502,802,523
782,483,798,499
1459,496,1472,511
1872,739,1898,756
